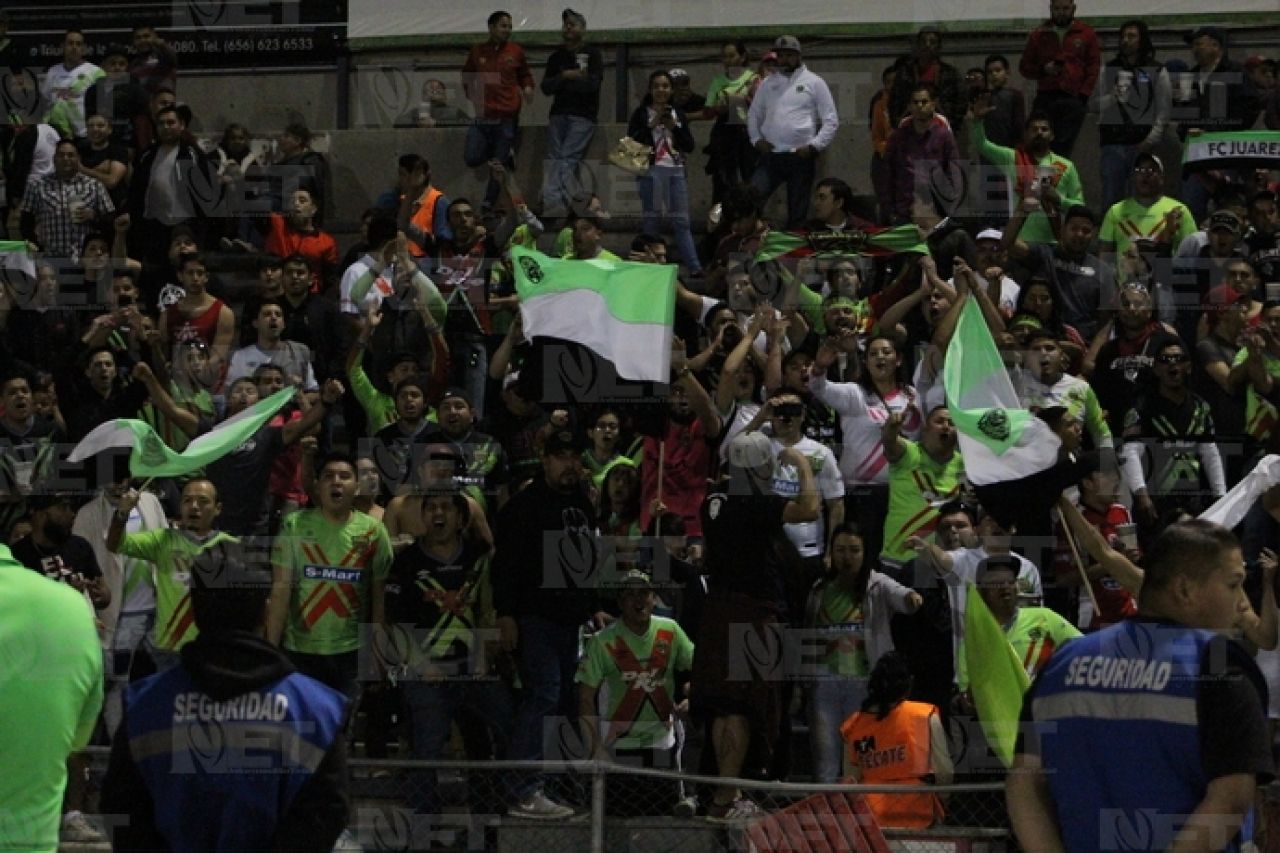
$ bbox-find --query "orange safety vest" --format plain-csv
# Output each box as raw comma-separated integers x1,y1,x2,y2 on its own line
840,700,944,829
408,186,445,257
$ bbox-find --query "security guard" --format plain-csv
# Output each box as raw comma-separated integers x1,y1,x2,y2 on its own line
840,651,951,828
1008,520,1274,852
102,540,351,851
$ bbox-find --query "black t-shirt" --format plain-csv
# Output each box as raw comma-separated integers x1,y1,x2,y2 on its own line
12,533,102,582
1122,392,1216,499
76,140,130,206
386,539,488,672
205,423,285,535
1246,228,1280,286
1019,630,1274,788
1193,336,1246,440
700,488,797,608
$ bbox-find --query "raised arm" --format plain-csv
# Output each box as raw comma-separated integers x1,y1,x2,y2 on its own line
1056,496,1144,594
281,379,344,445
672,339,722,440
132,361,198,438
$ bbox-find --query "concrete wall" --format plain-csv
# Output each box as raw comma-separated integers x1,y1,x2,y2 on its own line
170,25,1280,230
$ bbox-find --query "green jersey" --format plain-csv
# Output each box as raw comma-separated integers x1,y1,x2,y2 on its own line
119,528,240,650
1100,196,1197,257
0,552,103,853
705,68,758,124
970,120,1084,245
1233,346,1280,445
882,440,965,564
274,509,393,655
957,605,1080,689
812,582,870,677
576,615,694,750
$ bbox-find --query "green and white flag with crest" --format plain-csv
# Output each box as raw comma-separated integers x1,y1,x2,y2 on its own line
944,298,1060,485
510,247,676,383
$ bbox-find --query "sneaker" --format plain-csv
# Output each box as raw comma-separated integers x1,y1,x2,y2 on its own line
705,797,764,824
672,796,699,818
507,790,575,820
61,811,106,843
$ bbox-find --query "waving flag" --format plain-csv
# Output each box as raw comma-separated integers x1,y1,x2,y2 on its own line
511,247,676,383
944,298,1060,485
963,581,1030,768
69,386,296,478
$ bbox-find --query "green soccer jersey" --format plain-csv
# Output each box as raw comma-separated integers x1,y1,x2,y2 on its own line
274,509,393,655
1100,196,1197,257
970,120,1084,246
813,581,870,678
882,440,966,565
576,615,695,751
1233,346,1280,445
957,605,1080,689
119,528,240,650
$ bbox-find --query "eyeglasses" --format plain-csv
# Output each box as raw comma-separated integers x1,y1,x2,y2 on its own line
1155,353,1190,364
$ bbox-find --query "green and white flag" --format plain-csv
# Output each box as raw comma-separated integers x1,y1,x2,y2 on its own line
69,386,296,478
510,247,676,382
1182,130,1280,176
944,298,1060,485
0,241,36,302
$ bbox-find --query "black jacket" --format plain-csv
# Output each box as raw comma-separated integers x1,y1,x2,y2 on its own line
491,474,597,625
128,140,223,225
626,104,696,164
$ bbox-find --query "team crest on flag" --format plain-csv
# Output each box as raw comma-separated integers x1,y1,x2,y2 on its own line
141,432,168,466
978,409,1011,442
518,256,544,284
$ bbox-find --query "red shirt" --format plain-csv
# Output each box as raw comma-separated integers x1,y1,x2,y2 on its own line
462,40,534,119
640,418,714,538
264,213,339,293
1053,502,1138,629
1019,19,1101,99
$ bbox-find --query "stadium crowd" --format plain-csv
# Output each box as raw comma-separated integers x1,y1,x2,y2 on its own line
3,4,1280,850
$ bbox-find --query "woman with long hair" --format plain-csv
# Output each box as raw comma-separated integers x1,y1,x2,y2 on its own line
839,651,951,828
626,70,702,276
806,524,921,783
810,333,923,563
702,40,759,204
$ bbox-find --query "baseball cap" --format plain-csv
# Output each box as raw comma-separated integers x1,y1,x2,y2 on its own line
976,553,1020,582
562,7,586,27
1207,210,1242,235
438,386,471,406
543,428,584,455
612,568,655,591
728,431,775,475
668,68,690,81
976,228,1003,243
774,36,801,53
1134,151,1164,172
1185,26,1227,48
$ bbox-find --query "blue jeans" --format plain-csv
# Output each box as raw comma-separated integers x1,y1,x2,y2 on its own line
404,678,515,813
542,114,596,219
636,165,703,274
1099,143,1138,214
465,118,518,208
751,151,817,230
808,676,868,784
509,615,581,800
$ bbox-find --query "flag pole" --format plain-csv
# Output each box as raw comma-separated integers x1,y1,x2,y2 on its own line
654,442,666,540
1057,508,1100,615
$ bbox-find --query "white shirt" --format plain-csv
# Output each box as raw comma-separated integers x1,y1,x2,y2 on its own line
809,375,923,486
225,342,318,391
747,65,839,153
29,125,62,180
41,61,101,137
769,434,844,557
339,253,396,315
144,145,182,223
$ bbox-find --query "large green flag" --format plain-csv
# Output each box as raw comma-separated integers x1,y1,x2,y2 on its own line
510,247,676,382
963,581,1030,768
68,386,296,478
